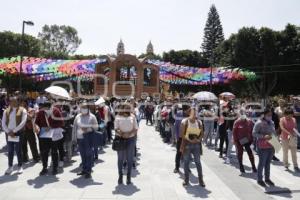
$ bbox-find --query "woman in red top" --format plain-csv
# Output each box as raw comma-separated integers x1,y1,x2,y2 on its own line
279,107,299,171
233,111,257,173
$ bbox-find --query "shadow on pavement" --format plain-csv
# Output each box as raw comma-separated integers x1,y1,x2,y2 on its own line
112,184,140,196
27,175,59,188
0,174,18,184
69,176,102,188
184,185,211,198
286,169,300,177
265,186,292,198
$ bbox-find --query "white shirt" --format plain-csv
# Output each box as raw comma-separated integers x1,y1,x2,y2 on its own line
2,107,27,133
73,113,98,139
114,115,138,133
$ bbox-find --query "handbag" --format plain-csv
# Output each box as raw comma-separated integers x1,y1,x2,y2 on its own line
112,136,128,151
239,137,250,145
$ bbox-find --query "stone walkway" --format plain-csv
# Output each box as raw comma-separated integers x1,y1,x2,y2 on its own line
0,121,300,200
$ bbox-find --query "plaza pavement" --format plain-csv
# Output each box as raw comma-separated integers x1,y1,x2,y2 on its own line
0,120,300,200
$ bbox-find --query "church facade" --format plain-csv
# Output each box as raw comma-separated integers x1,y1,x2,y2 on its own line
94,40,160,98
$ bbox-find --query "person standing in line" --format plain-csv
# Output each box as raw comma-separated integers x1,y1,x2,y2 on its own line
225,102,237,164
218,106,228,158
275,99,285,119
114,103,138,185
233,111,257,173
22,106,40,163
173,104,186,173
292,99,300,149
61,105,74,163
145,97,154,125
279,107,300,172
2,95,27,175
253,108,276,187
203,104,215,146
180,107,205,187
73,103,98,179
35,102,64,176
104,99,114,144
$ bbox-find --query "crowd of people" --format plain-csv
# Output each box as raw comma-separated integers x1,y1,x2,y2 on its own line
153,95,300,187
1,91,300,189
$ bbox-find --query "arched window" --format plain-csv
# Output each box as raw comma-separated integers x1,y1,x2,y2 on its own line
116,66,137,85
143,67,156,86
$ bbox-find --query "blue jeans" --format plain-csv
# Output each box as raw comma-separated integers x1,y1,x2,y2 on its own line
204,120,214,145
257,148,274,181
78,132,94,174
117,136,136,176
8,141,22,167
227,130,234,158
183,143,203,181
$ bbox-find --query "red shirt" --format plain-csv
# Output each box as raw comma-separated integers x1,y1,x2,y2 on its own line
35,107,64,128
233,118,254,143
280,117,296,140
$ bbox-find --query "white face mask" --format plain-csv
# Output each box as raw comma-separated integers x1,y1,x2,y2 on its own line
240,115,247,120
81,108,89,115
45,109,51,115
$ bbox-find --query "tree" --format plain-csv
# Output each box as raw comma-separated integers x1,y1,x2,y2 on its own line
217,24,300,96
201,4,224,64
138,52,162,60
162,50,208,67
0,31,41,58
38,25,82,57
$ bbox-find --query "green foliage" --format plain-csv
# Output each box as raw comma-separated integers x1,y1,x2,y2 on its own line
38,25,82,56
138,52,162,60
162,50,208,67
217,24,300,96
201,4,224,64
0,31,41,58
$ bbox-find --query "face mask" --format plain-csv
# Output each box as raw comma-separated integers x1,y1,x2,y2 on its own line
240,115,247,120
45,109,51,115
265,116,272,121
81,108,88,115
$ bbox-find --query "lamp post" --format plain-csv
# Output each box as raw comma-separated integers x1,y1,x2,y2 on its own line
19,20,34,91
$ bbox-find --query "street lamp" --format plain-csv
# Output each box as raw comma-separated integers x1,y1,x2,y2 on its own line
19,20,34,91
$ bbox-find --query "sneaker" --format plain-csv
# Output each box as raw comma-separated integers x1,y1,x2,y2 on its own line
77,171,86,176
85,173,91,179
257,180,266,187
58,161,64,168
5,167,13,175
126,176,132,185
199,178,206,188
272,156,280,162
182,180,189,187
17,166,23,174
225,158,230,164
52,169,58,175
240,167,245,173
118,175,123,185
265,179,275,186
39,168,48,176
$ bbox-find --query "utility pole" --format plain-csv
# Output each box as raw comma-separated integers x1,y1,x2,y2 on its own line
19,20,34,91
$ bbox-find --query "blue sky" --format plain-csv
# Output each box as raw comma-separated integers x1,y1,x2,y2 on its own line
0,0,299,56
